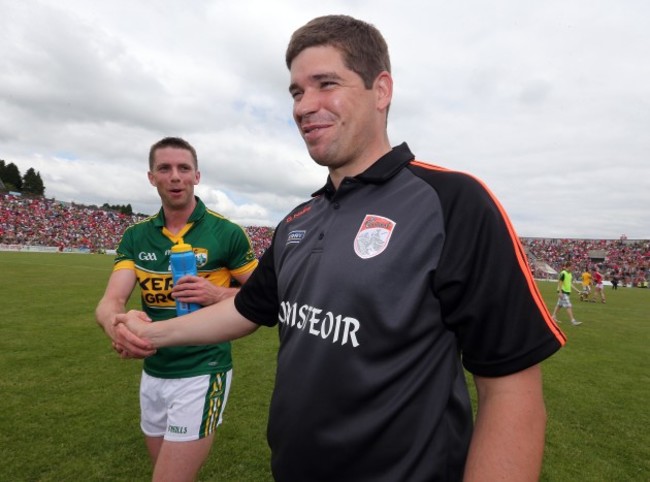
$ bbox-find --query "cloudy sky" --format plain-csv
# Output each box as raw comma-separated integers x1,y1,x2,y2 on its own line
1,0,648,239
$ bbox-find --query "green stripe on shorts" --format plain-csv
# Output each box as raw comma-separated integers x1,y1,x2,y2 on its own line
200,370,231,437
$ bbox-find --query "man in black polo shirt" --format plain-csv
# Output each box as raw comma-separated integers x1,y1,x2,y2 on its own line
116,14,566,481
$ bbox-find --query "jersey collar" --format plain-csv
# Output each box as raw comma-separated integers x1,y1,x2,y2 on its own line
151,196,207,228
312,142,415,199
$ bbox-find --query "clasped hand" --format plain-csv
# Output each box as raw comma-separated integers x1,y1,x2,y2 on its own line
173,275,234,305
112,310,156,359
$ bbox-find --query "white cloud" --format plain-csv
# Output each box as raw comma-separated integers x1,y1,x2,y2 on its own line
1,0,648,238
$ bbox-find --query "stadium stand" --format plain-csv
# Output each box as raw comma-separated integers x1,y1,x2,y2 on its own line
1,193,647,286
522,237,649,288
0,193,274,257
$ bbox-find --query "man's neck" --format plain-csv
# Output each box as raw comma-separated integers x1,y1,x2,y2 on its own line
163,199,197,235
328,141,392,189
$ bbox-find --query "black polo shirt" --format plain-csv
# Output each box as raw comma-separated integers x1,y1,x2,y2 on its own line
235,142,565,482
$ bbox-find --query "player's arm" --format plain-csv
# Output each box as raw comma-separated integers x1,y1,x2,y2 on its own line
463,364,546,482
95,269,155,358
556,274,563,293
96,269,136,334
115,296,259,349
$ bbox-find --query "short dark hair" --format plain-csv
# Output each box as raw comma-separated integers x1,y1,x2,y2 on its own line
285,15,391,89
148,137,198,170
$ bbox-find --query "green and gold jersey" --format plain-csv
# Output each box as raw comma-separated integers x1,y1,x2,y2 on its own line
114,197,258,378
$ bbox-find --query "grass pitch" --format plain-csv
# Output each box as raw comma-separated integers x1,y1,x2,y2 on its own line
0,252,647,481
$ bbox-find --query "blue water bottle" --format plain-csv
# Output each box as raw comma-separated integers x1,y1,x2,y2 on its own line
170,243,201,315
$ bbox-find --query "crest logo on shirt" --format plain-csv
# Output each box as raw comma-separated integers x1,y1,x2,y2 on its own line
194,248,208,268
353,215,396,259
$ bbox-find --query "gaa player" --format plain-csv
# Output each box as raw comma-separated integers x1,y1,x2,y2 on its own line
115,16,566,481
95,137,257,481
552,260,583,325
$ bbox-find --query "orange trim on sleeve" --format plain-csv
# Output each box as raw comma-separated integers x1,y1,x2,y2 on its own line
410,160,567,345
410,160,448,171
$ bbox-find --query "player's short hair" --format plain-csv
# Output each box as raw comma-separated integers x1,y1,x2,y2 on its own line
148,137,198,170
285,15,391,89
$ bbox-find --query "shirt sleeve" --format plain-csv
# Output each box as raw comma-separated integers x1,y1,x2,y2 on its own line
234,236,280,327
431,172,564,377
113,226,135,271
224,222,258,272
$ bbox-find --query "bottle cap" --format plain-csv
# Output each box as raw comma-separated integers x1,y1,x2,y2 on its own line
171,243,193,253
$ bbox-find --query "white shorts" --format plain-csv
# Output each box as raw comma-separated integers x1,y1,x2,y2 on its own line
140,370,232,441
557,293,572,308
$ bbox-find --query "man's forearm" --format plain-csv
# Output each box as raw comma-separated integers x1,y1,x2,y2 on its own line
122,297,259,348
95,298,125,335
212,286,241,304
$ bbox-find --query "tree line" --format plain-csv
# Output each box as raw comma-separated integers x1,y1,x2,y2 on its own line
0,160,44,195
1,159,134,215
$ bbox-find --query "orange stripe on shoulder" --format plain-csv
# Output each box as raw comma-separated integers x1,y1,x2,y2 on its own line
471,174,567,345
410,160,449,171
411,158,567,345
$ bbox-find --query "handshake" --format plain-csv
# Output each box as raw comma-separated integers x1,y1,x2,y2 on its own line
111,310,157,359
105,297,260,360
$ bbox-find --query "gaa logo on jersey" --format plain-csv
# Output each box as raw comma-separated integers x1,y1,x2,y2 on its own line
194,248,208,268
354,215,396,259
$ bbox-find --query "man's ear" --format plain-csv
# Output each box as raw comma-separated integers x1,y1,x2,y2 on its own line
375,71,393,112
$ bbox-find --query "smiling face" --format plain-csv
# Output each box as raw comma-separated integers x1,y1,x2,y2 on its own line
147,146,199,211
289,45,392,186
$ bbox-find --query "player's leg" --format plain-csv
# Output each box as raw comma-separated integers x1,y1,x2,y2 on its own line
145,435,164,465
552,293,568,321
566,305,581,325
152,435,214,482
551,297,560,319
140,372,169,465
150,371,233,481
566,306,574,320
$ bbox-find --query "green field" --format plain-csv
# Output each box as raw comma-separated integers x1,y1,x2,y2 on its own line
1,252,648,481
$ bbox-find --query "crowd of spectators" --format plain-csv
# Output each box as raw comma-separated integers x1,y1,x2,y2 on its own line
0,193,144,252
2,193,648,287
0,193,274,256
245,225,274,259
522,237,649,288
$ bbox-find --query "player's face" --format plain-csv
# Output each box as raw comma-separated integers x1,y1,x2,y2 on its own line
148,147,199,210
289,45,391,179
